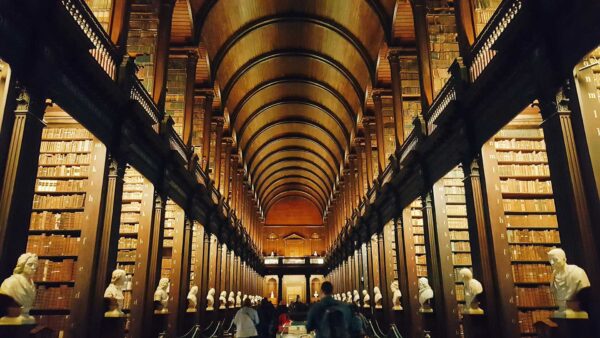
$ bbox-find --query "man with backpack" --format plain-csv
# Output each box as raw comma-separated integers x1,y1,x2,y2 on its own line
306,281,352,338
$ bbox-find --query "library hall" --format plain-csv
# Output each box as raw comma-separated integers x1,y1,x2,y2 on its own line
0,0,599,337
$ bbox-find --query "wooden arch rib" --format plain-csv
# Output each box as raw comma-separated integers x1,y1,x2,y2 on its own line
260,176,329,205
248,139,340,180
221,50,364,111
263,183,327,213
209,15,376,86
264,191,324,216
264,192,324,217
257,170,331,203
237,101,349,153
243,122,345,168
231,78,355,129
254,158,334,191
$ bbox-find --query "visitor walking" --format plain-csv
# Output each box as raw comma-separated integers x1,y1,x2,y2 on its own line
257,298,275,338
306,281,351,338
233,298,259,338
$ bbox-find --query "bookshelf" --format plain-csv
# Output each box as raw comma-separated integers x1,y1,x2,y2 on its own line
161,200,177,280
84,0,113,32
127,0,159,93
166,57,187,137
381,97,397,161
482,107,560,335
400,56,422,136
27,112,104,334
116,166,146,320
190,222,203,287
473,0,502,36
426,1,459,97
407,199,428,279
436,166,473,315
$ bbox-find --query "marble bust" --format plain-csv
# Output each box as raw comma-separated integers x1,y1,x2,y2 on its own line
187,286,198,312
353,290,360,305
390,280,403,310
418,277,434,313
219,291,227,309
548,248,591,318
341,293,346,302
346,291,353,304
104,269,126,317
228,291,235,308
362,290,370,308
0,253,38,324
459,268,484,314
236,291,242,307
153,278,169,313
206,288,215,311
373,287,383,309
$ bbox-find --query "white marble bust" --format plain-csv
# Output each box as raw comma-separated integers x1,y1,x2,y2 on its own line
187,286,198,312
353,290,360,304
0,253,38,324
341,293,346,302
219,291,227,309
418,278,433,313
459,268,484,314
390,280,403,310
236,291,242,307
373,286,383,309
206,288,215,311
104,269,126,317
362,290,370,308
228,291,235,308
346,291,353,304
548,248,591,318
153,278,169,313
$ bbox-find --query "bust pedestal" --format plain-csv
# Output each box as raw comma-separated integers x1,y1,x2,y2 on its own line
151,311,169,337
463,312,488,338
100,316,126,338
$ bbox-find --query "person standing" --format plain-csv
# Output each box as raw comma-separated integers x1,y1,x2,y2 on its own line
257,298,275,338
306,281,351,338
233,298,260,338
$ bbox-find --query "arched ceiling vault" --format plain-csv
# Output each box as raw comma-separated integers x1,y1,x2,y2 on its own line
195,0,395,217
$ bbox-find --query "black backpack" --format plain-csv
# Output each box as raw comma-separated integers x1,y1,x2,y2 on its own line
320,304,349,338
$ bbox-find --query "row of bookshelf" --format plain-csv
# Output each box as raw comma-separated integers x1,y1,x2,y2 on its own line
515,286,556,308
42,128,92,139
510,245,554,262
512,264,552,284
495,139,546,150
40,140,93,153
498,164,550,177
506,230,560,244
518,310,554,334
32,194,86,210
33,259,77,282
39,153,92,165
500,179,553,194
496,151,548,163
37,166,90,178
36,179,86,193
497,129,544,139
34,285,73,310
27,235,80,256
503,200,556,214
30,212,84,231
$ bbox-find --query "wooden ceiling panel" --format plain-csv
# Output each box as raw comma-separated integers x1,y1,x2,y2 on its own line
251,147,338,184
171,0,193,44
392,0,416,42
254,160,334,191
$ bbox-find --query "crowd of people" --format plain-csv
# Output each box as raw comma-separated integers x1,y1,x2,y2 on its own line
233,281,366,338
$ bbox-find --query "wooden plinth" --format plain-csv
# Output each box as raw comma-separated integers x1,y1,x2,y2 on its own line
100,316,126,338
463,313,488,338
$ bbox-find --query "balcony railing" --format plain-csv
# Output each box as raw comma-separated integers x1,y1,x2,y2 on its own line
264,256,325,265
424,79,457,135
60,0,119,80
166,125,189,165
130,77,161,132
468,0,524,81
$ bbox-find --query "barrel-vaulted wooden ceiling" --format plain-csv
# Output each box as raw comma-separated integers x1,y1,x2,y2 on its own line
172,0,416,218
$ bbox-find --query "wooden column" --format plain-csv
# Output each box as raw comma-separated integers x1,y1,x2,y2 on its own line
355,139,366,199
382,222,398,324
212,116,224,186
411,0,434,109
221,137,233,197
230,155,239,205
199,231,212,314
388,49,406,147
377,232,391,325
362,117,375,188
422,190,459,337
214,242,223,305
462,158,505,338
454,0,477,57
152,0,175,106
400,208,423,337
365,241,375,310
349,155,357,212
109,0,132,52
539,88,600,330
201,93,214,171
90,156,126,337
0,86,45,280
372,92,387,175
129,181,158,338
182,50,199,147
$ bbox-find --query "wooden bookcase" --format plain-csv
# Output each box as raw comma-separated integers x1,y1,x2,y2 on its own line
426,0,460,97
400,56,422,136
27,110,106,334
481,107,560,335
84,0,113,31
191,96,206,160
407,199,428,279
166,57,187,137
127,0,159,93
473,0,502,36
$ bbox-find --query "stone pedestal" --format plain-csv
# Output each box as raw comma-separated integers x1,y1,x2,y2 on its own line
463,313,487,338
100,316,126,338
151,312,169,337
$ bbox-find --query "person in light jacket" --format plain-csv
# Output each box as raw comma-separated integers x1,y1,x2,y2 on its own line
233,298,260,338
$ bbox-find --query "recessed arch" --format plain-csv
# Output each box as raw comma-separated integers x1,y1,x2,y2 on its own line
259,175,329,206
252,151,337,188
255,162,333,193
